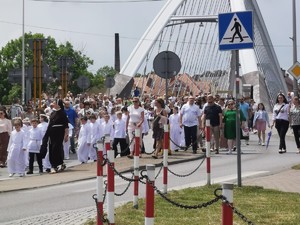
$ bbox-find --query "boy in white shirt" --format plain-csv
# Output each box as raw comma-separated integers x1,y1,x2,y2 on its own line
27,118,44,175
112,111,128,157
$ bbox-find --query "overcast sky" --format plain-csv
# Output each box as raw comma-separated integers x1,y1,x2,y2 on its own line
0,0,299,74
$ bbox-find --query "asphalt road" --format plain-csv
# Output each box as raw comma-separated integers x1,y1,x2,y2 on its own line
0,131,299,225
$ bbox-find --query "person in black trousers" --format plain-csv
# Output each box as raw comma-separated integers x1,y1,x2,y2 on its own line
41,99,69,173
271,93,290,153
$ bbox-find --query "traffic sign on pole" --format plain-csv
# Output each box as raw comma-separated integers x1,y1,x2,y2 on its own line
153,51,181,104
287,61,300,80
153,51,181,79
219,11,253,51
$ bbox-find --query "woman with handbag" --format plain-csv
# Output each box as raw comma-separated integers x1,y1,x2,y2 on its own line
253,103,270,146
152,98,168,158
126,97,144,159
271,93,289,153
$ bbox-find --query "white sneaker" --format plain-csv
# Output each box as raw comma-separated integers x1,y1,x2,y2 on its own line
226,149,232,155
262,143,265,146
19,173,24,177
9,173,15,177
258,140,261,145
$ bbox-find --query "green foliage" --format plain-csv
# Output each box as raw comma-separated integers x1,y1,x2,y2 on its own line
0,32,94,104
292,164,300,170
91,66,117,89
7,85,22,103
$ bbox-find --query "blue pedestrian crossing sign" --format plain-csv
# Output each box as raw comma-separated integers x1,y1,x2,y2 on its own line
219,11,253,51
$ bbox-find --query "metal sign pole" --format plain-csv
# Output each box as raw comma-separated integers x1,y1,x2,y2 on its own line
164,52,168,105
235,50,242,187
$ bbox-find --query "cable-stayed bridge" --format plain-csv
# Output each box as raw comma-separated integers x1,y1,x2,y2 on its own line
111,0,287,111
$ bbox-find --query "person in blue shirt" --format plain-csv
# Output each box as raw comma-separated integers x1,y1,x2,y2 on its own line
133,87,140,97
239,96,251,145
64,101,78,154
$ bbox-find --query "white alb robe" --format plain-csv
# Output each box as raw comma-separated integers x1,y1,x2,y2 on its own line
7,130,27,174
77,123,91,163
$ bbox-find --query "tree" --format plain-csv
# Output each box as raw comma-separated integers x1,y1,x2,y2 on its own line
91,66,117,89
0,32,94,104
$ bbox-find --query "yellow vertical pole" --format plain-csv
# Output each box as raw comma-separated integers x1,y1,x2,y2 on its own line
38,40,42,109
61,58,64,98
65,69,68,97
33,40,37,115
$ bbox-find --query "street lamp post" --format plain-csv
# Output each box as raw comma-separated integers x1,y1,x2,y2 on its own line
22,0,25,105
292,0,298,96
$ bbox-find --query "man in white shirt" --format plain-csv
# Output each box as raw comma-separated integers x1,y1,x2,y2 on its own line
112,111,128,157
180,96,202,153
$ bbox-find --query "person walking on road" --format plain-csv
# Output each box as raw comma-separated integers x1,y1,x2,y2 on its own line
26,118,44,175
41,99,69,173
289,96,300,153
180,96,202,154
223,100,246,154
253,103,270,146
202,94,223,154
239,97,251,145
271,93,289,154
0,107,12,168
64,101,78,154
152,98,168,158
126,97,144,159
6,118,27,177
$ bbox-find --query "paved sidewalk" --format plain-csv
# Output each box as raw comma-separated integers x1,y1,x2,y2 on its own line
0,151,204,193
243,169,300,193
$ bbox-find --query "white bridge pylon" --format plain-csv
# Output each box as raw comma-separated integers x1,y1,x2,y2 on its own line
117,0,287,110
120,0,185,77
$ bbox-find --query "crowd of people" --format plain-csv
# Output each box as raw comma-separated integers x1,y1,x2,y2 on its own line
0,90,299,177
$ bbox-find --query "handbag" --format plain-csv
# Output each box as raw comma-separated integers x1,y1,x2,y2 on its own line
241,127,249,137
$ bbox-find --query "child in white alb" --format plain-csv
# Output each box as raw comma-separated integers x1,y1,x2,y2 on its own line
27,118,44,175
100,113,114,156
7,119,27,177
22,117,32,167
77,116,91,163
169,106,183,152
63,123,73,160
89,114,103,161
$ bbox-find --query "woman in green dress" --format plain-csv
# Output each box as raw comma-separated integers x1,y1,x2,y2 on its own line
223,100,246,154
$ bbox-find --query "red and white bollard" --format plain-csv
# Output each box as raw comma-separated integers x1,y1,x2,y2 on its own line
144,164,155,225
205,119,211,185
133,128,141,208
105,134,115,225
96,140,104,225
163,124,169,194
222,183,233,225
